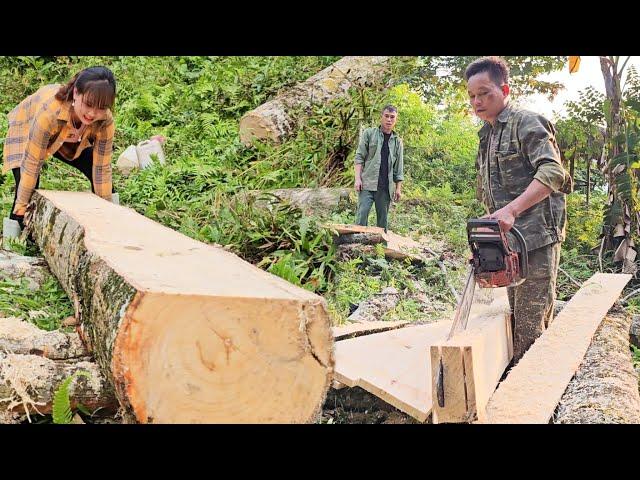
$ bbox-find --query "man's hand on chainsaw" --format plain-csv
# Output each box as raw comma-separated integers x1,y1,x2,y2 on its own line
483,204,517,232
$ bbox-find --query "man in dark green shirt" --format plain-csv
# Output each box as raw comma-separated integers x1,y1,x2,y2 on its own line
354,105,404,231
465,57,572,363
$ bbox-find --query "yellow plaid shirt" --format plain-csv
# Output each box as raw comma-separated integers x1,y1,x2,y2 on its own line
2,84,114,214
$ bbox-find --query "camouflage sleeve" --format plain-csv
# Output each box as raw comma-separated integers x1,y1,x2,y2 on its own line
354,128,370,165
518,113,567,192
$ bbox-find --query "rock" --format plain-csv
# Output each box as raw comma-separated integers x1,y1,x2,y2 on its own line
348,289,400,323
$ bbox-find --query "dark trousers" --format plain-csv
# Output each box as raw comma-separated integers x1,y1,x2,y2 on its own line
355,189,391,231
10,147,113,222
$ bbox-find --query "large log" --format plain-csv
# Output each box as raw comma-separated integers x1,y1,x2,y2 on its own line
555,313,640,423
239,56,390,145
25,190,334,423
0,317,116,422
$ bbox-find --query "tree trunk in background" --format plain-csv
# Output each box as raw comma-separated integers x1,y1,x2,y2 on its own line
239,56,391,145
599,56,637,274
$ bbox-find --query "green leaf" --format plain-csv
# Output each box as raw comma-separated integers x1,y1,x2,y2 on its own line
52,371,91,425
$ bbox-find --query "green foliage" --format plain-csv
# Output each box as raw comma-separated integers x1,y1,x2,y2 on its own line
410,56,566,105
201,196,336,293
326,257,382,323
564,192,606,253
52,370,90,424
0,275,73,331
565,86,606,126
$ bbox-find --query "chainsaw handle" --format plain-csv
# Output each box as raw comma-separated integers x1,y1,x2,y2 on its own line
467,218,500,233
510,226,528,280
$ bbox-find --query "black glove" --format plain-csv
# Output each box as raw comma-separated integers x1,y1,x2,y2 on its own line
9,213,24,230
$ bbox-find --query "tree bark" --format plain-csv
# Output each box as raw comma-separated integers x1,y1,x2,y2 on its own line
236,187,353,216
0,251,50,290
239,56,390,145
0,316,88,359
555,313,640,423
0,352,116,418
25,190,334,423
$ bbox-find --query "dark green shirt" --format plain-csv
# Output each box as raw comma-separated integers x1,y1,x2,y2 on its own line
476,104,572,251
354,126,404,199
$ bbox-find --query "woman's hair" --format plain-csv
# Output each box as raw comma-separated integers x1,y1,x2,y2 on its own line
56,66,116,110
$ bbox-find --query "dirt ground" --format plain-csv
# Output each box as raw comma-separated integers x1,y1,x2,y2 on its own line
320,386,421,424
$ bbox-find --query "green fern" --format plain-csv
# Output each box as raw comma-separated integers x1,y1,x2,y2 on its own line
52,371,90,424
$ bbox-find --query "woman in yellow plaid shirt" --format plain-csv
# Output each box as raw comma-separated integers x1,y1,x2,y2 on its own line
2,66,117,228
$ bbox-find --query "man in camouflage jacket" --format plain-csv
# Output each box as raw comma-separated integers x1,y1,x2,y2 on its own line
465,57,572,363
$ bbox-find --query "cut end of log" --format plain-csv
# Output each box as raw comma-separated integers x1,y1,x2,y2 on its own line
239,104,291,146
113,293,334,423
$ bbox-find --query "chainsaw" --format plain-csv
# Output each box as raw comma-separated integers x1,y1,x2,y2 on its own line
435,218,528,408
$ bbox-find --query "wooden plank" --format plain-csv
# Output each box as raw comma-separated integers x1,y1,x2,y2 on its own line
331,380,347,390
334,287,512,422
430,345,470,422
334,322,452,422
332,321,409,340
326,223,426,262
430,288,512,423
484,273,631,424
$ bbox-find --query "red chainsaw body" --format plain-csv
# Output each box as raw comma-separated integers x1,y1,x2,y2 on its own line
467,219,528,289
474,251,522,288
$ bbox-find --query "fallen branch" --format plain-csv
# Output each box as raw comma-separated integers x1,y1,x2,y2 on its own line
620,287,640,304
559,267,582,288
422,246,460,303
